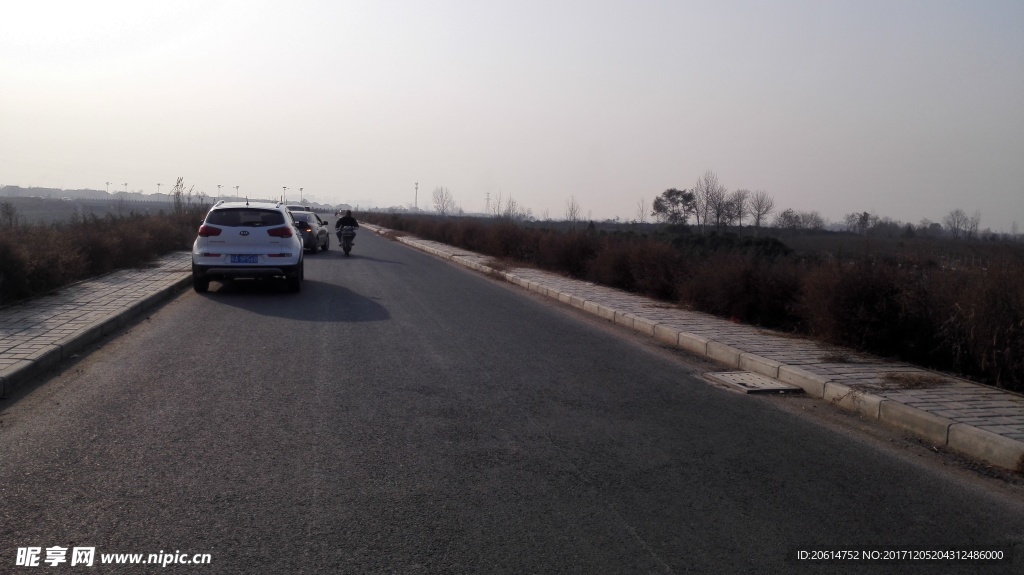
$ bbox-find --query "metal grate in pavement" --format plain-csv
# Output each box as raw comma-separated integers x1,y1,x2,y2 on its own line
705,371,803,394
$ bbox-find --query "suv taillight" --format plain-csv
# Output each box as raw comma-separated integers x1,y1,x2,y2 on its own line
198,225,222,237
267,226,293,238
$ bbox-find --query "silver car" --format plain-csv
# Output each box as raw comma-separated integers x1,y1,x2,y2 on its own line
290,211,330,253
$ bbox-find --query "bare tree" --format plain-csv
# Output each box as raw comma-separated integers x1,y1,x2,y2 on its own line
967,210,982,239
693,170,726,235
432,186,456,216
0,201,18,228
634,197,648,224
943,208,969,239
502,195,531,221
843,211,878,235
565,195,582,226
727,189,749,229
489,191,504,218
708,187,730,233
799,211,825,231
748,190,775,236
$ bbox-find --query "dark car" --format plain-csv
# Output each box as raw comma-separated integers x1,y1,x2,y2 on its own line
290,210,329,252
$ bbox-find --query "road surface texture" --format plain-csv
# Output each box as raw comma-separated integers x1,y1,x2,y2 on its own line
2,231,1023,574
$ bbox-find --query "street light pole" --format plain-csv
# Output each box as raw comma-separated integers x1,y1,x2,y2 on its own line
283,186,288,203
157,183,161,196
234,185,239,199
106,182,111,194
415,182,418,211
123,183,128,194
217,185,221,202
300,187,303,203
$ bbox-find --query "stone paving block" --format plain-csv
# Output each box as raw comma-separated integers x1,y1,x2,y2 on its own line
706,341,742,368
879,401,953,445
614,312,636,330
977,417,1024,425
632,316,658,336
678,333,709,356
976,425,1021,435
904,402,945,410
778,365,826,398
596,304,617,321
824,381,884,419
653,324,680,346
739,353,781,379
948,424,1024,472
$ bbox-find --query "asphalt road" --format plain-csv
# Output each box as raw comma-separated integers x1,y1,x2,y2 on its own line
2,231,1023,574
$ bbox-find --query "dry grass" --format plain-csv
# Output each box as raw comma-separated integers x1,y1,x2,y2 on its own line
882,372,952,389
819,351,854,363
0,203,206,306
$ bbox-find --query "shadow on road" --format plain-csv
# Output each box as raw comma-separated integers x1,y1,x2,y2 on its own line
312,252,404,265
199,279,390,322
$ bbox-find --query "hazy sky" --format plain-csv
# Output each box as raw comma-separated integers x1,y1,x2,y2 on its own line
2,1,1022,230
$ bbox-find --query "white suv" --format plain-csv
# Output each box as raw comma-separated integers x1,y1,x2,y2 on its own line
191,201,304,293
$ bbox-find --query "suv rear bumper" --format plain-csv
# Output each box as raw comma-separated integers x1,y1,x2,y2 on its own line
193,263,301,280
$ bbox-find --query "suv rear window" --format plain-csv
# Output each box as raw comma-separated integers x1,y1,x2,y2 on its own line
291,213,316,223
206,208,286,227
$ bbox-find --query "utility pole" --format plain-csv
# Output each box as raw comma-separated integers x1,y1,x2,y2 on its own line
415,182,418,211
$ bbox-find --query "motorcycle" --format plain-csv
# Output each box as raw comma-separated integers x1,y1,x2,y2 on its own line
337,225,357,256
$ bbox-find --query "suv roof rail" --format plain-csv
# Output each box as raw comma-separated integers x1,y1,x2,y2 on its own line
215,200,225,206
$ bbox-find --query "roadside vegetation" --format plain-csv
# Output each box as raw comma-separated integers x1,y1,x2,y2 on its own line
4,173,1022,391
0,178,208,306
363,202,1024,393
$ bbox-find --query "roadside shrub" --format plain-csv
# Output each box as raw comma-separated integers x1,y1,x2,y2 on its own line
627,241,682,300
587,239,638,292
0,209,204,306
537,230,597,277
800,260,904,349
936,264,1024,388
678,253,801,329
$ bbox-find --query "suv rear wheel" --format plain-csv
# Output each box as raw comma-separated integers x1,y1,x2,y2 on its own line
286,261,303,292
192,265,210,293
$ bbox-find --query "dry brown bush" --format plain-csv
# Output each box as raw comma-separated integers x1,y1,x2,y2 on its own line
0,208,204,306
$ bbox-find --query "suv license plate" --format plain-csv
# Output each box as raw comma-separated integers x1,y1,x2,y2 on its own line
230,255,259,264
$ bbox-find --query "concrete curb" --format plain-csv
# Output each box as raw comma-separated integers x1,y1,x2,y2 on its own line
0,274,190,399
371,223,1024,473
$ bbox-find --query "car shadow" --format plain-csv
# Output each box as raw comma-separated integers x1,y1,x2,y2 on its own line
314,252,404,265
200,280,390,322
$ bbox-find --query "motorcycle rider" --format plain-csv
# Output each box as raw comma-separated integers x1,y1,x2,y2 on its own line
335,210,359,244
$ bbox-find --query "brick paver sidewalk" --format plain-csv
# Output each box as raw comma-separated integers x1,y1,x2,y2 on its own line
0,252,191,395
365,225,1024,473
